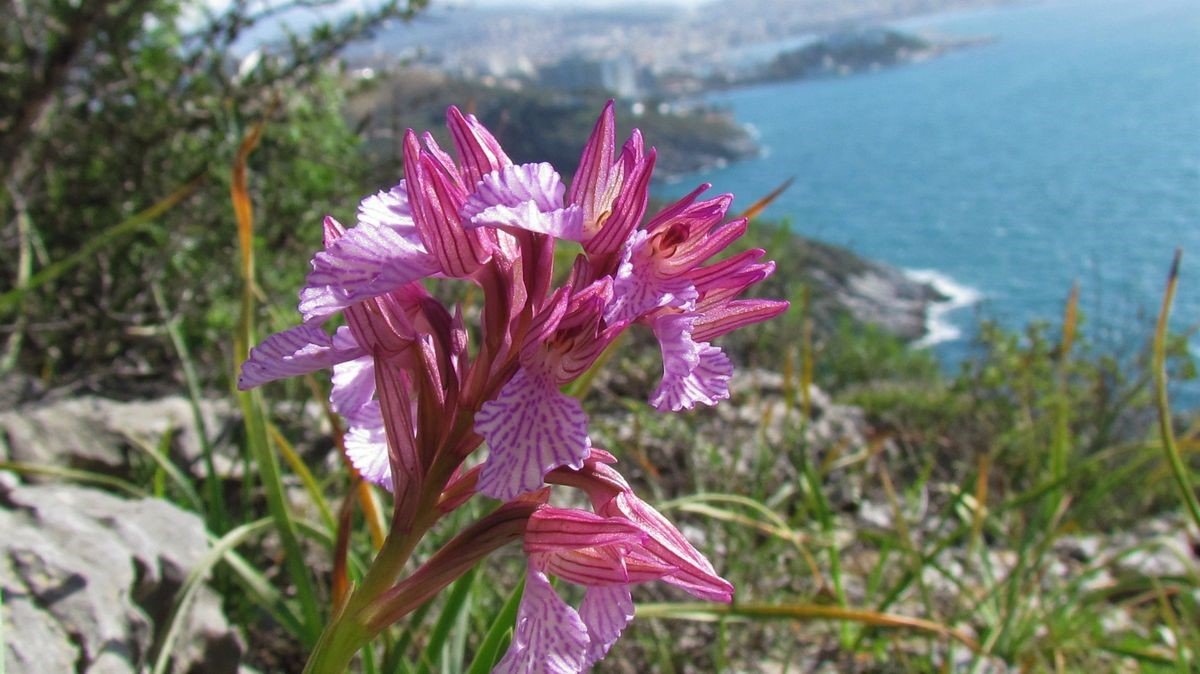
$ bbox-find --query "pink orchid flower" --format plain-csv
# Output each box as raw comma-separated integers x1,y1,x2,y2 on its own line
237,102,787,672
495,452,732,673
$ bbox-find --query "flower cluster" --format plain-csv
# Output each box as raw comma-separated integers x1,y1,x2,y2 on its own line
240,103,787,672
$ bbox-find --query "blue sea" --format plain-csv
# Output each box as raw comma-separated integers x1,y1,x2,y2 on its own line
662,0,1200,405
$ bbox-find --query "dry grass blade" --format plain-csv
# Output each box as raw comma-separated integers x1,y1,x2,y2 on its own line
333,482,359,612
232,114,270,284
636,602,983,654
1059,281,1080,359
1,180,33,373
660,493,825,583
735,176,795,222
230,108,322,642
0,461,146,497
0,581,6,674
971,453,991,548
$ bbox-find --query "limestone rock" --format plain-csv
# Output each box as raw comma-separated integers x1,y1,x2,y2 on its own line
0,482,243,673
0,396,237,480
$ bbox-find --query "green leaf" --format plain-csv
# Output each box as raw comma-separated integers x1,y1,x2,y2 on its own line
465,576,525,674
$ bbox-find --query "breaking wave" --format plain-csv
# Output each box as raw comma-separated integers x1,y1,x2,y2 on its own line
905,268,984,347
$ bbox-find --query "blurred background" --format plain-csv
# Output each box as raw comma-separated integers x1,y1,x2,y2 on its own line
1,0,1198,672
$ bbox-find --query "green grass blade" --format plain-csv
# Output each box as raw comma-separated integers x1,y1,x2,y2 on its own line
465,575,525,674
384,599,436,674
151,518,275,674
1152,250,1200,532
445,583,473,674
121,431,204,514
151,281,227,531
268,421,336,533
151,430,169,498
215,543,304,638
0,461,146,497
417,566,478,674
1097,643,1178,667
798,453,850,644
362,643,379,674
239,389,323,645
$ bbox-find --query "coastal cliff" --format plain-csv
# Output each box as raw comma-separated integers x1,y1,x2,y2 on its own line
348,70,759,180
731,224,948,352
791,235,947,341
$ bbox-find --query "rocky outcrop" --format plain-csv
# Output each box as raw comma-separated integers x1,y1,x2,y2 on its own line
0,482,244,673
0,395,238,480
750,232,948,343
820,261,945,341
0,393,248,672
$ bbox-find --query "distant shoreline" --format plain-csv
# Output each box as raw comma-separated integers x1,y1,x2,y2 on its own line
650,28,997,100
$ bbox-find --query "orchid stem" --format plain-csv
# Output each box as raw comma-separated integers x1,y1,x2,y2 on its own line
303,502,436,673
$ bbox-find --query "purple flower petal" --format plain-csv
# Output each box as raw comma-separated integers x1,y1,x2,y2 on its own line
343,401,392,490
584,132,654,258
298,214,439,324
605,230,698,324
330,353,376,422
238,324,365,390
447,106,512,187
463,163,585,241
357,183,414,230
579,585,634,669
692,298,791,343
406,138,495,278
648,314,732,412
601,491,734,603
568,101,617,237
650,342,732,413
525,506,643,553
476,367,591,501
536,546,645,588
493,570,588,674
477,162,564,211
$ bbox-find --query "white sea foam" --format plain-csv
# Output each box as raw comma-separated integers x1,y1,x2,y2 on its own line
905,268,984,348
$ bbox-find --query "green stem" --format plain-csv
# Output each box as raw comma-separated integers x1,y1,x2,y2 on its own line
240,389,323,643
303,611,373,674
302,495,537,672
302,498,437,673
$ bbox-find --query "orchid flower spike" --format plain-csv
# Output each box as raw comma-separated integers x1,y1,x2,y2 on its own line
237,102,787,673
